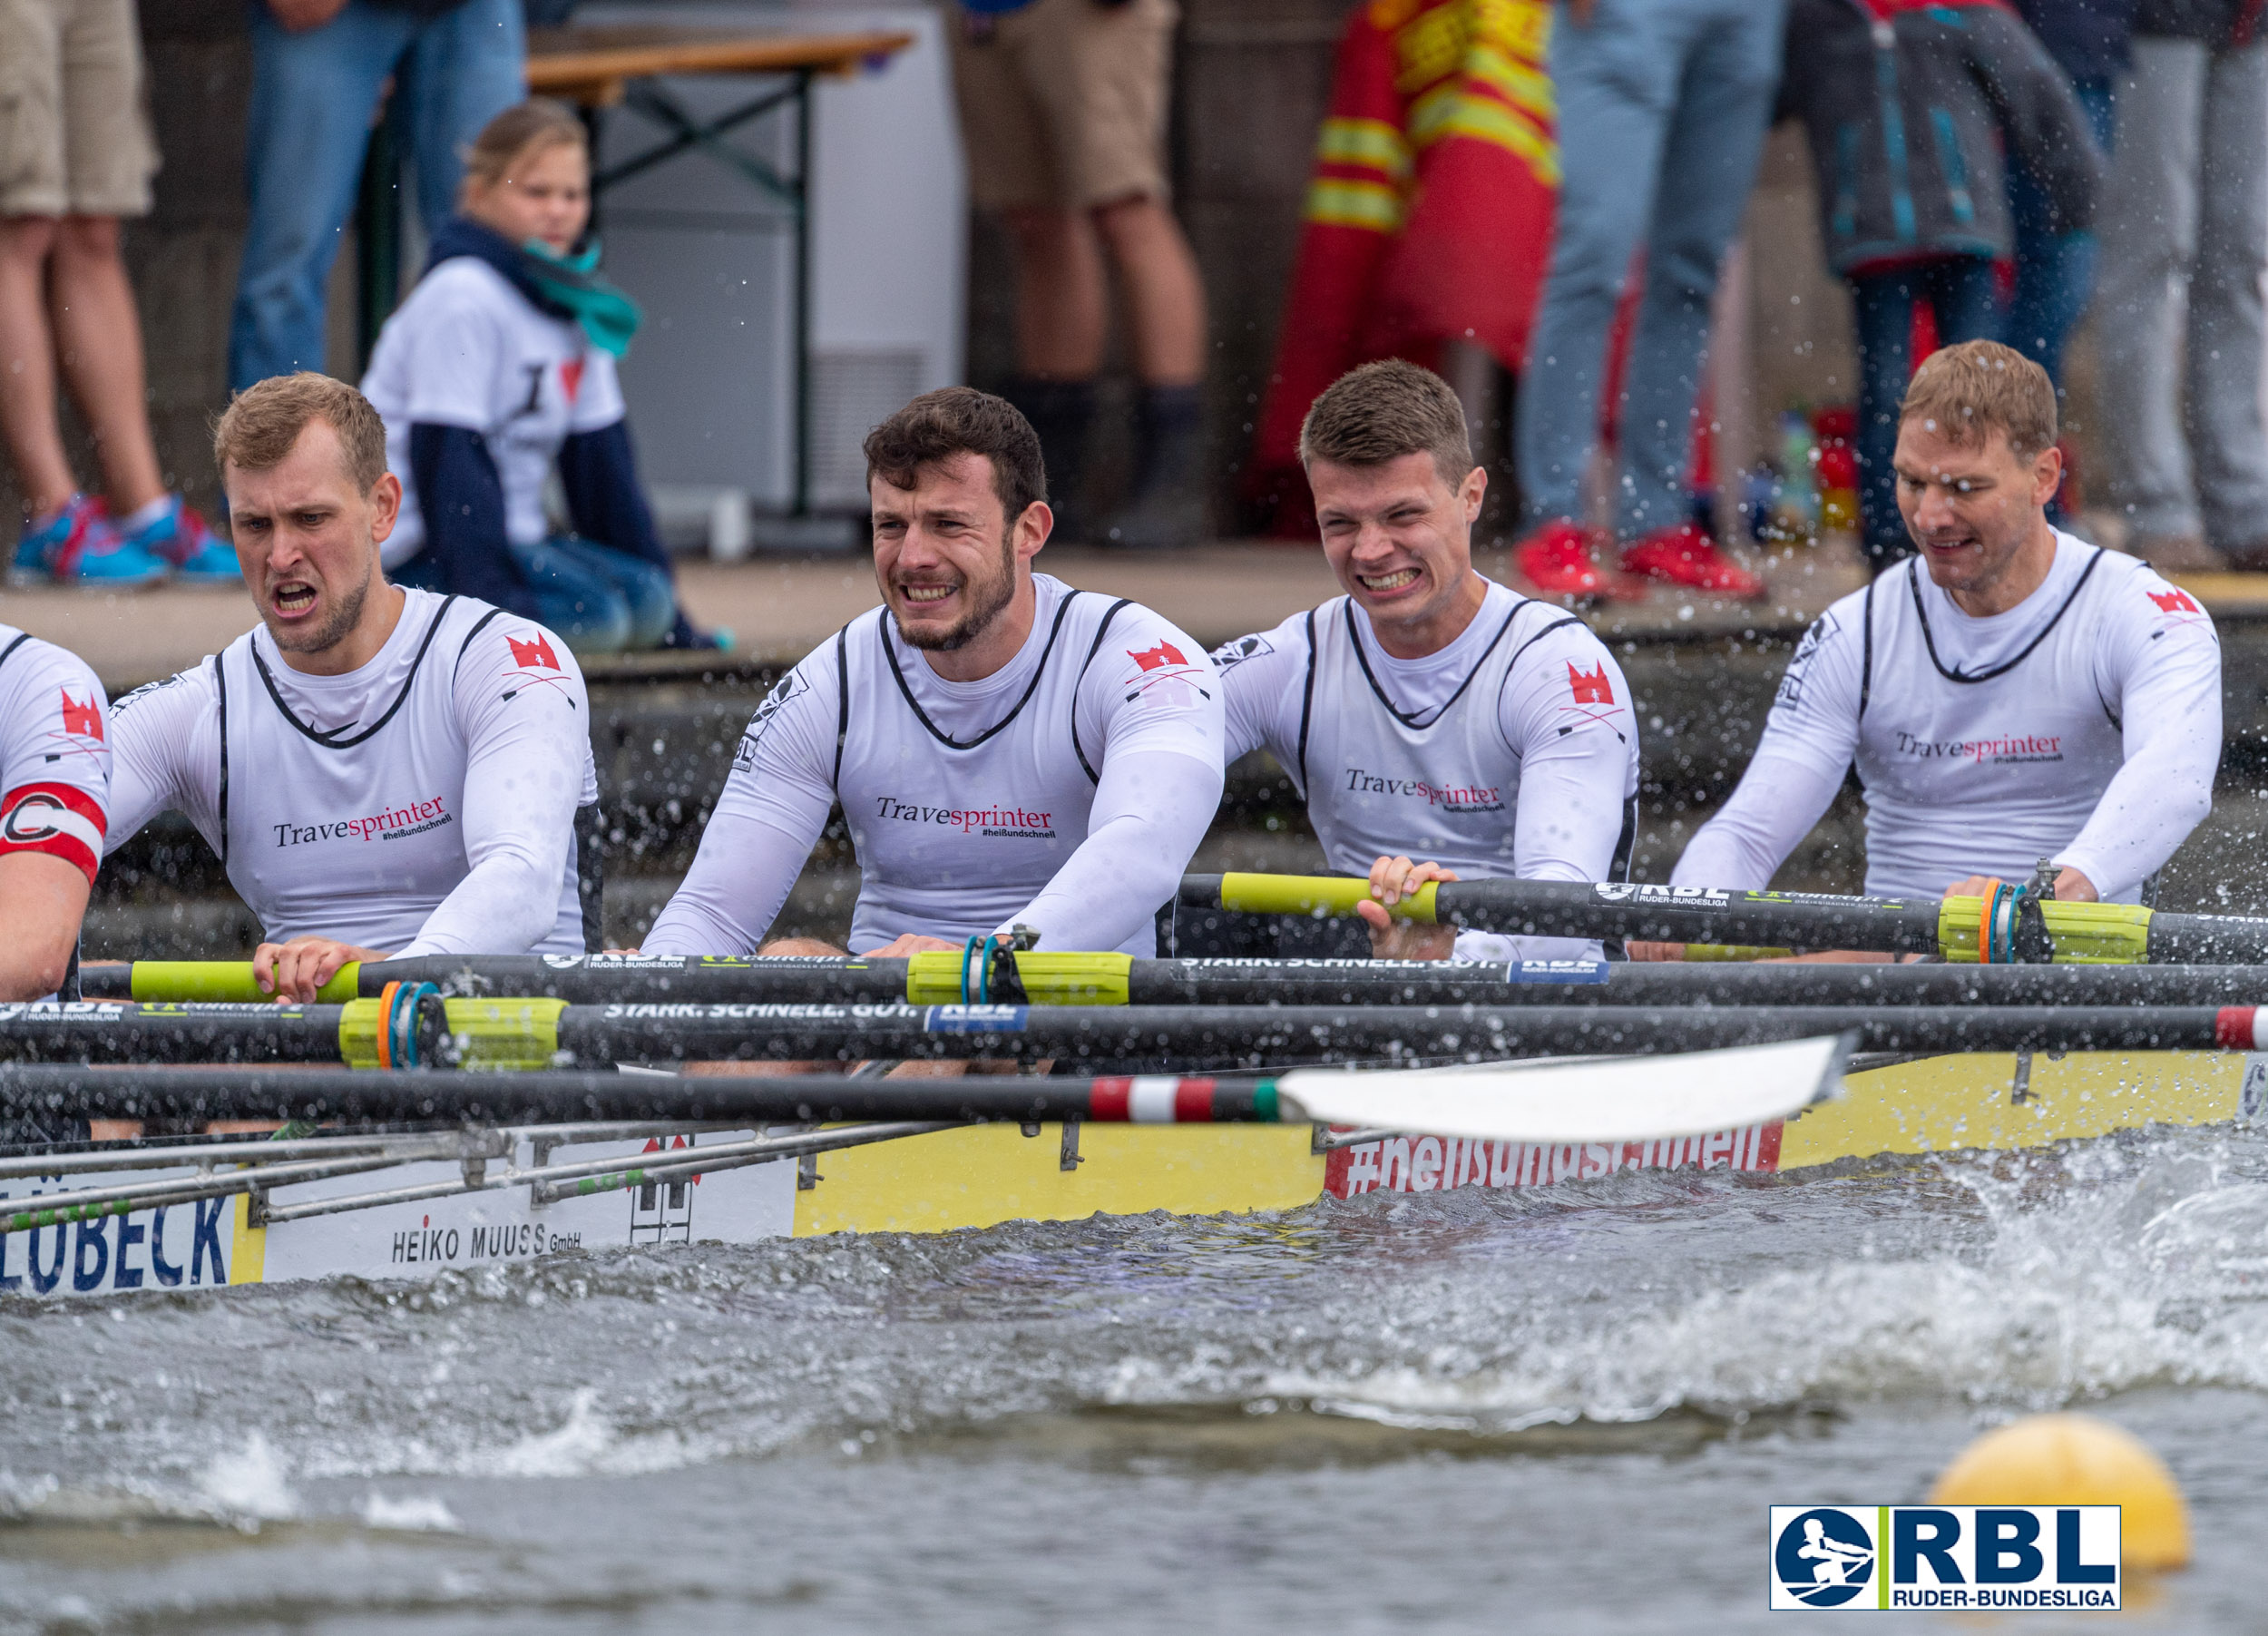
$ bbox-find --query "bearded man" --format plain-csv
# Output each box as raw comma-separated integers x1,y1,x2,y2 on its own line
642,388,1223,957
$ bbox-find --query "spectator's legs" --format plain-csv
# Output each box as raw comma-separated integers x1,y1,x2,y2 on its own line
1849,268,1918,568
1002,207,1109,379
1091,196,1205,387
46,217,162,514
1612,0,1784,543
1516,0,1684,530
0,217,75,518
543,535,675,650
401,0,527,238
2184,42,2268,556
2096,38,2208,551
2008,80,2115,392
229,3,416,389
1927,255,2005,350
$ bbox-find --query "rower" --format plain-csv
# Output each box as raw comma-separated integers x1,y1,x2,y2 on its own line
1639,340,2222,959
0,626,109,999
642,387,1224,958
1208,359,1638,961
106,372,601,1002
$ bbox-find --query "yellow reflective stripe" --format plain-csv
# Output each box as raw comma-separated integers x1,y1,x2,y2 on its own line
1315,117,1413,182
1408,84,1559,184
1304,177,1405,232
1465,44,1554,122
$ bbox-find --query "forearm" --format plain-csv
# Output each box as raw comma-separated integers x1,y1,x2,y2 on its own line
396,835,572,956
1012,749,1223,952
2056,733,2219,902
1673,747,1849,891
642,814,816,955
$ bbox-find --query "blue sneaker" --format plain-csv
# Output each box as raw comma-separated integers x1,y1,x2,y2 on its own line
122,494,238,583
9,495,169,589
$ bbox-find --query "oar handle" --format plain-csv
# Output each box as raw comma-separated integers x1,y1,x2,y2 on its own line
124,959,362,1004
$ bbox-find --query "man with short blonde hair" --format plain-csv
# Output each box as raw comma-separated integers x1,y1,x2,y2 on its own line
1211,359,1639,963
106,373,601,1000
1653,339,2223,949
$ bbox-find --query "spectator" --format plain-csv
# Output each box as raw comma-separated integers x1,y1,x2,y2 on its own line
2009,0,2134,394
1511,0,1789,606
2,0,234,585
2094,0,2268,571
229,0,525,392
948,0,1208,548
361,101,716,653
1779,0,2101,570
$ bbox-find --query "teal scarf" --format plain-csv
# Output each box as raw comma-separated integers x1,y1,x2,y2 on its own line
519,239,642,359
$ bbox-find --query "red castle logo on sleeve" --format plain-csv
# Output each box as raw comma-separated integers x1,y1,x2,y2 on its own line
2147,588,2203,615
1128,641,1188,671
1568,662,1614,705
59,690,102,741
507,632,561,671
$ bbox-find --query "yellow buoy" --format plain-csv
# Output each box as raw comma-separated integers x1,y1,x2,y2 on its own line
1929,1413,2190,1571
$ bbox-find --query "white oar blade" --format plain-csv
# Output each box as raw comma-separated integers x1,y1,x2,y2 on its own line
1275,1034,1848,1146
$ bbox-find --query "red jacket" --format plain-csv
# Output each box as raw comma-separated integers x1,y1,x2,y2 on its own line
1246,0,1559,537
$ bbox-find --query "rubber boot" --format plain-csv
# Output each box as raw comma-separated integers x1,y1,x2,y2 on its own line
1100,384,1207,549
1004,377,1096,542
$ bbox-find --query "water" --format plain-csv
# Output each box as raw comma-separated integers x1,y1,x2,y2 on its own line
7,1131,2268,1632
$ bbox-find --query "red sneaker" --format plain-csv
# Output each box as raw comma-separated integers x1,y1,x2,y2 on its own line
1619,523,1766,600
1512,519,1647,603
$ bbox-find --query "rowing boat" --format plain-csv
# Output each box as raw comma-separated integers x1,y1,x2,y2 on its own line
0,1037,2253,1299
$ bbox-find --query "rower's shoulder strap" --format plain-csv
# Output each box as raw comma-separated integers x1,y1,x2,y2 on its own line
1069,595,1135,786
449,598,502,681
214,651,230,866
1295,606,1322,791
1857,571,1880,725
0,631,30,677
832,622,853,789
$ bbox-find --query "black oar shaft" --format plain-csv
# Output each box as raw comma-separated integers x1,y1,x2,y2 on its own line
0,1003,350,1064
544,1003,2258,1068
0,1067,1276,1130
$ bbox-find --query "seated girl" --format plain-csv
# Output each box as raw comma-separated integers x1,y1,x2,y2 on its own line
362,100,719,652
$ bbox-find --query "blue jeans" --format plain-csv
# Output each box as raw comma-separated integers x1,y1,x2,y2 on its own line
1515,0,1788,536
229,0,524,389
1849,257,2004,567
2008,78,2116,395
396,536,677,654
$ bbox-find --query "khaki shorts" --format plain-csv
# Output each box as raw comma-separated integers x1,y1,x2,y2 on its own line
0,0,158,218
950,0,1178,211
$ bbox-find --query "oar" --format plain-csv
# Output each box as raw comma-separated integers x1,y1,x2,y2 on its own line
1179,872,2268,965
94,954,2268,1009
10,998,2268,1070
0,1034,1852,1145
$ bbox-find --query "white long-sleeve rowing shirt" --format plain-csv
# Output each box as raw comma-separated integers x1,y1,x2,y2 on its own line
0,626,110,886
1674,533,2223,903
643,573,1225,957
1215,578,1640,961
106,589,600,955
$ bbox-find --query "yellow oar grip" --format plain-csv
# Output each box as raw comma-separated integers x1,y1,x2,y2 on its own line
130,959,362,1004
1935,896,2153,965
443,997,566,1070
1678,945,1795,963
904,951,1133,1005
1217,872,1437,923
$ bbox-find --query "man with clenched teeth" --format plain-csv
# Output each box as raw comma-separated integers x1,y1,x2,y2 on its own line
104,373,601,1001
1641,341,2222,955
642,387,1222,958
1208,360,1639,964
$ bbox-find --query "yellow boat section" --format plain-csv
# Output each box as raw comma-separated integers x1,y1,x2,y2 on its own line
790,1122,1325,1237
1777,1049,2245,1169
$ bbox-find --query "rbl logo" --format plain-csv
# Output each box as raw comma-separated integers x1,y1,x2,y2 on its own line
1768,1505,2120,1612
2147,587,2202,615
1128,641,1188,672
507,632,561,671
1568,662,1613,705
58,691,102,740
